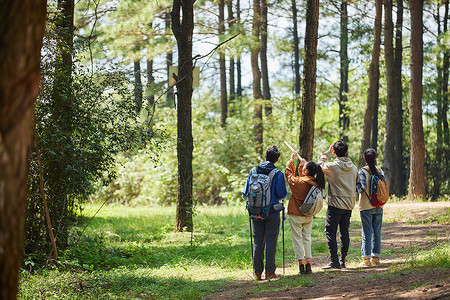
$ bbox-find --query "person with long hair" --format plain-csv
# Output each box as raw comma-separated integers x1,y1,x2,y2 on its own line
356,148,385,267
285,151,325,275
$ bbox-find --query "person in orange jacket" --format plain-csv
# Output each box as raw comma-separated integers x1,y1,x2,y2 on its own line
285,151,325,275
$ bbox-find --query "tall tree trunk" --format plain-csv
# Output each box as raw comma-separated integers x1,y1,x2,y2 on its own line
292,0,301,110
147,59,155,107
51,0,74,241
339,0,349,142
218,0,228,127
261,0,271,115
298,0,319,161
134,60,143,113
408,0,426,199
443,0,449,174
251,0,263,156
228,0,236,105
359,0,382,167
433,1,443,199
371,72,379,152
384,0,402,194
236,0,243,97
172,0,194,232
0,1,46,298
394,0,405,195
219,0,228,127
166,13,175,107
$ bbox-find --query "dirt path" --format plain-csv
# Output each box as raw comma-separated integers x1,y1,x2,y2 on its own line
212,202,450,300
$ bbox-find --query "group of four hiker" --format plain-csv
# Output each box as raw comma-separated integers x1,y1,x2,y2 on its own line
243,140,385,280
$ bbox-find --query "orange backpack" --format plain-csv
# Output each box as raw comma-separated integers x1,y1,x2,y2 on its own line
363,167,389,207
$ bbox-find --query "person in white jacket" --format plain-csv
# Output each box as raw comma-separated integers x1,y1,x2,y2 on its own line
318,140,359,269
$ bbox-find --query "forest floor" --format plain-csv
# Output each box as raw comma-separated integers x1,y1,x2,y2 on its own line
210,202,450,300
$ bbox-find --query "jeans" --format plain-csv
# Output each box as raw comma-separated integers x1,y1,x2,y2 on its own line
360,207,383,258
289,215,313,261
252,214,280,274
325,206,352,262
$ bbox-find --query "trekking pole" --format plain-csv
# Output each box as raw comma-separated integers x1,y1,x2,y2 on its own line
282,203,285,276
249,217,253,262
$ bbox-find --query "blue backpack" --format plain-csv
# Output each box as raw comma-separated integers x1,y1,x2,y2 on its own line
243,168,279,220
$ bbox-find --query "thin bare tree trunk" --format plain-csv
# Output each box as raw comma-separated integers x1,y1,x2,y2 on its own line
251,0,263,156
34,126,58,260
339,0,349,142
172,0,194,232
261,0,271,115
228,0,235,105
408,0,426,199
384,0,401,194
134,60,143,113
219,0,228,127
359,0,382,167
147,59,155,107
236,0,243,97
393,0,405,195
0,1,46,298
443,0,449,173
166,13,175,107
298,0,319,161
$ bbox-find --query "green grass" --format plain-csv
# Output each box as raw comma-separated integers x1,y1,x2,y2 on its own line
18,203,449,299
19,205,323,299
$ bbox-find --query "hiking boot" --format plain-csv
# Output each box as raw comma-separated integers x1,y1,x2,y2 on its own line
255,273,262,281
359,258,371,267
371,257,380,266
340,256,347,268
322,261,341,270
265,272,277,280
305,263,312,274
299,264,306,275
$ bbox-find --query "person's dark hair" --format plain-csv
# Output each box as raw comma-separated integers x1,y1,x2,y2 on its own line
364,148,379,176
305,161,325,190
266,145,280,163
333,140,348,157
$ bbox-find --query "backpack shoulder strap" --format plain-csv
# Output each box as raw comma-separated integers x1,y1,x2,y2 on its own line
268,168,279,181
362,166,372,174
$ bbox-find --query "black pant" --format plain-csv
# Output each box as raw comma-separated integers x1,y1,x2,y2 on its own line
252,214,280,274
325,205,352,262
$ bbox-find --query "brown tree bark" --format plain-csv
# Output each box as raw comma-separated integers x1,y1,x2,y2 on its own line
261,0,272,116
236,0,243,97
390,0,405,195
298,0,319,161
172,0,194,232
134,60,143,113
339,0,349,142
359,0,382,167
166,12,175,107
147,59,155,107
433,0,443,199
443,0,449,172
219,0,228,127
371,73,379,152
408,0,426,200
0,1,46,298
251,0,263,156
384,0,402,194
292,0,301,112
227,0,236,104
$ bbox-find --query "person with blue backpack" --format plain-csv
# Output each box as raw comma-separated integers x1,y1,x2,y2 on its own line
243,146,287,280
356,148,387,267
